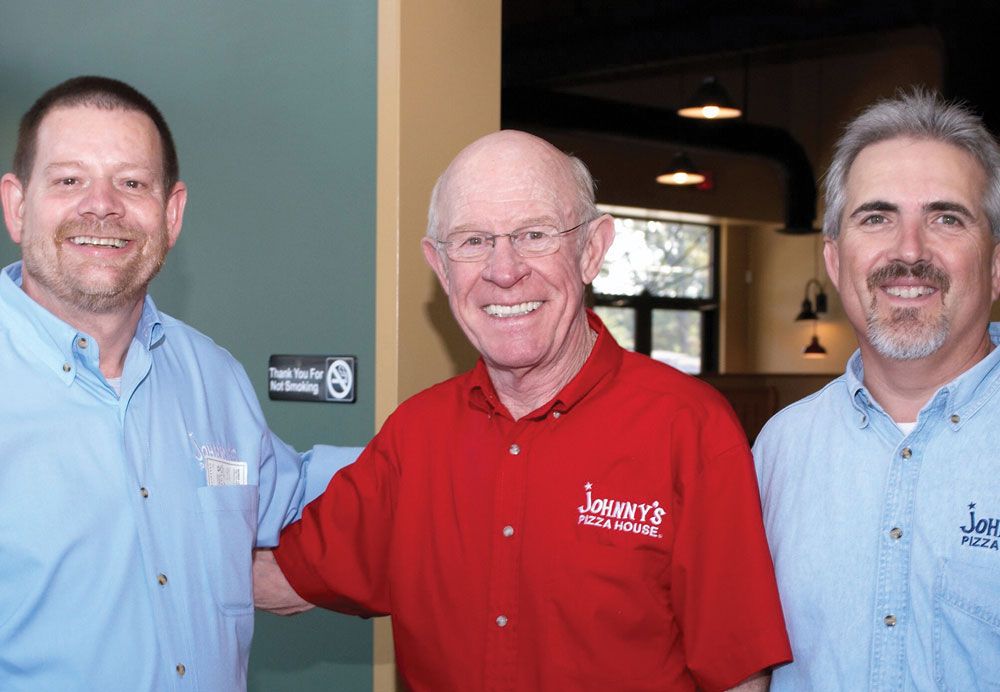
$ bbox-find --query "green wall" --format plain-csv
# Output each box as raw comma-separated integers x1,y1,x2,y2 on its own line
0,2,378,690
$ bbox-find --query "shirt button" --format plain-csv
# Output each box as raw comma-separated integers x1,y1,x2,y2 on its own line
496,615,508,627
141,487,149,498
509,444,520,455
884,614,896,627
502,525,514,537
63,363,72,372
900,447,912,460
157,573,168,585
552,411,561,419
176,663,186,676
77,337,89,349
950,414,960,424
890,527,903,540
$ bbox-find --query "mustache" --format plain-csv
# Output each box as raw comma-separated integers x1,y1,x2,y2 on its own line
866,260,951,294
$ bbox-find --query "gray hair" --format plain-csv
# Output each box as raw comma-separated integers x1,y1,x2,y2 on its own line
426,150,600,245
823,87,1000,241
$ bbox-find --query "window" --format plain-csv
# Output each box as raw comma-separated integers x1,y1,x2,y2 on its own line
592,206,719,374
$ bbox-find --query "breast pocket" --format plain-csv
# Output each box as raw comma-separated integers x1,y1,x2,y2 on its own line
197,485,259,616
933,558,1000,692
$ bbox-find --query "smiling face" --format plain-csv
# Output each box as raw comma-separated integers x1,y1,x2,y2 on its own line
1,105,186,320
826,137,1000,363
422,132,614,384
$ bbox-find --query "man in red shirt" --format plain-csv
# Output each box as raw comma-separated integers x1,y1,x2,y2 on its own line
255,131,791,691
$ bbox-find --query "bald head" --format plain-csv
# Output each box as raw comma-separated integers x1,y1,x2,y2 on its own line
426,130,597,241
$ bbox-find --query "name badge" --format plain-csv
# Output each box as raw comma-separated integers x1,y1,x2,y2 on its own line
205,456,248,486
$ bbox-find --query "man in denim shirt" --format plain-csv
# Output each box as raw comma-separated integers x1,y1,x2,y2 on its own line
754,89,1000,691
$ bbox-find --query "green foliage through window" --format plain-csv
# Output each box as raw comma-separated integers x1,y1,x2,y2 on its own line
592,209,718,374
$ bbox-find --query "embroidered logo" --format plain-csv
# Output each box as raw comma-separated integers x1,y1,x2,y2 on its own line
188,432,239,464
577,482,666,538
959,502,999,551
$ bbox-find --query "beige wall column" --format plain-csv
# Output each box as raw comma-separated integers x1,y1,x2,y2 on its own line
375,0,500,689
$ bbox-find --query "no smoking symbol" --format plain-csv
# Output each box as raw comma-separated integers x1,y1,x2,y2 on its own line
325,358,354,401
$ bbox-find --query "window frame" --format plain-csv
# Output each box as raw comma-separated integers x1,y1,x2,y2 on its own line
591,213,720,374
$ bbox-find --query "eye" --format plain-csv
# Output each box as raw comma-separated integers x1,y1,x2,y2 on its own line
518,226,558,243
937,214,961,226
861,214,886,225
59,178,79,186
459,234,487,247
124,179,143,189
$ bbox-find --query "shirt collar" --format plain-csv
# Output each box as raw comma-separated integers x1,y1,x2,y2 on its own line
845,323,1000,422
467,308,623,419
0,261,164,382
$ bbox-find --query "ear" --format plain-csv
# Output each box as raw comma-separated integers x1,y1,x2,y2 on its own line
421,237,451,295
579,214,615,284
164,181,187,248
1,173,26,245
991,240,1000,303
823,236,841,293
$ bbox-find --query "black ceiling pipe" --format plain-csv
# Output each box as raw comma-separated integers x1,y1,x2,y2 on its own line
502,88,819,234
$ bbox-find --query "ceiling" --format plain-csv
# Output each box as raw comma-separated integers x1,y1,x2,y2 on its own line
502,1,998,122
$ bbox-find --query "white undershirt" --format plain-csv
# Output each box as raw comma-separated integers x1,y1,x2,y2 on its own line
107,376,122,396
896,420,917,435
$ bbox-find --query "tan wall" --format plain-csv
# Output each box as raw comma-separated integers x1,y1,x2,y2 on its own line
376,0,501,689
743,228,857,373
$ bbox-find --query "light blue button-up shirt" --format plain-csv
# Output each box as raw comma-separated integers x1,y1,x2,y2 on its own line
754,325,1000,692
0,262,359,692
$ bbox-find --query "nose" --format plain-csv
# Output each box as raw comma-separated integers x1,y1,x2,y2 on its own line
76,178,125,219
480,235,530,287
890,216,932,264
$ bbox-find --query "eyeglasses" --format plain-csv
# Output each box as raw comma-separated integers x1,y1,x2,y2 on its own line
436,220,588,262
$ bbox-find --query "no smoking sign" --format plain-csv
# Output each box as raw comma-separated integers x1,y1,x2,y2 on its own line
268,354,357,403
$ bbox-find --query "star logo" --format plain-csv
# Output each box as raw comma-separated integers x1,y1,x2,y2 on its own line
584,482,592,491
969,502,977,510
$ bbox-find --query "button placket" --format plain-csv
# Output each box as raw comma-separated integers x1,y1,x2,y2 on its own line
871,436,921,685
484,423,528,682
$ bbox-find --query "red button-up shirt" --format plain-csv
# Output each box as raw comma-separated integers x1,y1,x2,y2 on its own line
275,311,791,691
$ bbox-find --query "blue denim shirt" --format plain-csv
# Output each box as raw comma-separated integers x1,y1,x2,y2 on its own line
0,262,359,692
754,324,1000,692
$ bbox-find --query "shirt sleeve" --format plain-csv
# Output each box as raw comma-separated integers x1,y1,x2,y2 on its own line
255,435,364,547
668,396,792,691
273,420,401,617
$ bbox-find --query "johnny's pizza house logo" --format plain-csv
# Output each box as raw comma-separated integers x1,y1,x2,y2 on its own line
577,482,665,538
960,502,999,551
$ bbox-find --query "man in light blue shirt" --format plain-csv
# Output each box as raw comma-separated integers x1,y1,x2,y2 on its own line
0,76,357,691
754,89,1000,691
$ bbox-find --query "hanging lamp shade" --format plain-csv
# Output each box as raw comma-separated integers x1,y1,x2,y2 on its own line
802,334,828,358
655,152,706,186
677,76,742,120
795,279,828,320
